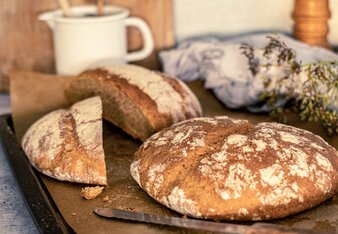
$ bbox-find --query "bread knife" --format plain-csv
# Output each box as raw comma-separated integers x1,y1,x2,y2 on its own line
93,207,323,234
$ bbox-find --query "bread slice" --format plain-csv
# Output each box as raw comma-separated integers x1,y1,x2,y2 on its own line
21,96,107,185
65,65,202,141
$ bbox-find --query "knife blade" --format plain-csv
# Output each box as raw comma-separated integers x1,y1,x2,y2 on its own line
93,207,321,234
93,207,247,233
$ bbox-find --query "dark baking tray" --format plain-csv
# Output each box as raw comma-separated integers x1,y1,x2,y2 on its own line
0,114,73,233
1,111,337,234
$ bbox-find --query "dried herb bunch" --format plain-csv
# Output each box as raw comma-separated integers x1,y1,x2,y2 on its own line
240,44,259,76
299,62,338,135
243,36,338,135
262,36,302,74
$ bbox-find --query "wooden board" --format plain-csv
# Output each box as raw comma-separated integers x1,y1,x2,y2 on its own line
0,0,174,92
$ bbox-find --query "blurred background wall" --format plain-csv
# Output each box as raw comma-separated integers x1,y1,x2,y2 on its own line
174,0,338,45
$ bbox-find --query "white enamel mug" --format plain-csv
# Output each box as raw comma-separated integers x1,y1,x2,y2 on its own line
39,5,154,75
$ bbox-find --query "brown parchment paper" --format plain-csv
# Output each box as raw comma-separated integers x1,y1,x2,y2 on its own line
9,71,338,233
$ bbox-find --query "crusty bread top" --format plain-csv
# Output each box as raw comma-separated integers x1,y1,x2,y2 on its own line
65,65,203,141
102,65,202,123
131,116,338,220
22,97,107,185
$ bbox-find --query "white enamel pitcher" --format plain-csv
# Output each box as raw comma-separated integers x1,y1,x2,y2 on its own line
39,5,154,75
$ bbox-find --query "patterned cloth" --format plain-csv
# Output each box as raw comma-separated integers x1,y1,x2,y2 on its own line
159,33,338,112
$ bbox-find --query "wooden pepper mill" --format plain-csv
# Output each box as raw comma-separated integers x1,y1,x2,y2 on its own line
292,0,331,48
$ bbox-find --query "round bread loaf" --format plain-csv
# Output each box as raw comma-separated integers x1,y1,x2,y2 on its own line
130,116,338,220
65,64,202,141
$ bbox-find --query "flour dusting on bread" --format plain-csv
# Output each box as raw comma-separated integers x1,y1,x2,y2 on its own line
131,116,338,220
22,110,64,164
103,65,202,123
22,96,107,185
66,64,202,141
71,97,103,156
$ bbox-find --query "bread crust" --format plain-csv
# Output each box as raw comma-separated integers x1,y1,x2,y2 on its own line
22,97,107,185
131,116,338,220
65,65,203,141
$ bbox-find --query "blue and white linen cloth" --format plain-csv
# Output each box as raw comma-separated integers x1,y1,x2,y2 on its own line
159,33,338,112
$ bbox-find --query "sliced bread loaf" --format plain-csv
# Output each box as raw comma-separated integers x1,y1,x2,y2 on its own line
65,65,202,141
22,96,107,185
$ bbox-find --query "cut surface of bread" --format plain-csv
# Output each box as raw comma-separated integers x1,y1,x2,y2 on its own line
131,116,338,221
65,64,202,141
22,96,107,185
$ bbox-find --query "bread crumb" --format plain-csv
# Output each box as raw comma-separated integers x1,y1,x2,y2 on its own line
125,207,136,211
102,196,110,202
80,186,104,200
71,212,76,216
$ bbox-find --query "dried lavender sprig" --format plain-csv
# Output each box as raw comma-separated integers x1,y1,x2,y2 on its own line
240,44,259,76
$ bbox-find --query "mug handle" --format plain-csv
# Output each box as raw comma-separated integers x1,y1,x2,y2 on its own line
125,17,154,62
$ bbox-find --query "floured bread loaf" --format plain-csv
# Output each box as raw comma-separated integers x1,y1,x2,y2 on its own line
130,116,338,220
22,97,107,185
65,64,202,141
